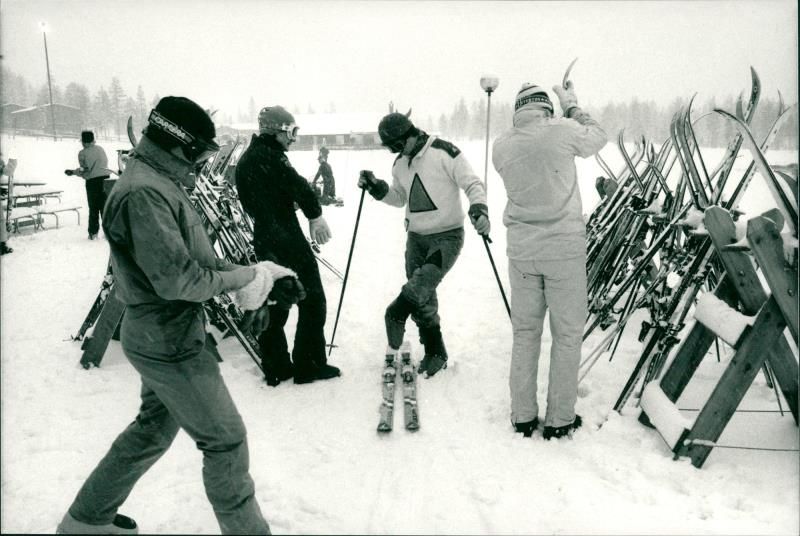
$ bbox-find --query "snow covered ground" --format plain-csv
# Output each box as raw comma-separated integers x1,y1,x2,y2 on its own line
1,133,797,535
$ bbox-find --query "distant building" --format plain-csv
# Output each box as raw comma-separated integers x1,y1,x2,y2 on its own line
0,103,25,129
8,103,82,136
221,112,383,151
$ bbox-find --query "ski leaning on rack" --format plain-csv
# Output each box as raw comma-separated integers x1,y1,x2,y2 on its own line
377,340,419,433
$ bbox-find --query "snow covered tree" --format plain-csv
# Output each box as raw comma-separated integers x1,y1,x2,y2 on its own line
108,77,126,138
63,82,91,127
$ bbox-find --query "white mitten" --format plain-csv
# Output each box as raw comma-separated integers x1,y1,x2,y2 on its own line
230,261,298,310
552,81,578,117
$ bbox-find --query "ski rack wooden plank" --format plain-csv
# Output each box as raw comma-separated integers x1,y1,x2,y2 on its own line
747,215,799,344
80,285,126,369
639,206,798,468
676,296,788,467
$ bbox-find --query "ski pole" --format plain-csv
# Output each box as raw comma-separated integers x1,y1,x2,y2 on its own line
482,235,511,319
328,187,366,356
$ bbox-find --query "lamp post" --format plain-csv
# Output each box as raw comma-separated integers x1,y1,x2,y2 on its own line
40,21,57,140
479,75,499,196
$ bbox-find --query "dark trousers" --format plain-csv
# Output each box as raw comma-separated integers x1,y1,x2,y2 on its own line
67,333,270,534
402,227,464,328
322,177,336,198
257,243,328,376
86,176,107,235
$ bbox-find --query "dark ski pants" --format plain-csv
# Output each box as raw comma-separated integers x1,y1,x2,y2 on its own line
257,244,328,376
66,341,270,534
400,227,464,330
323,177,336,199
85,176,107,236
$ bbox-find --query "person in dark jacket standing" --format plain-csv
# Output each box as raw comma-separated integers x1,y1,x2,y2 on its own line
67,130,110,239
235,105,341,386
57,97,286,534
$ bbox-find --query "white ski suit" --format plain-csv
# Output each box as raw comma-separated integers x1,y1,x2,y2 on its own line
493,109,607,427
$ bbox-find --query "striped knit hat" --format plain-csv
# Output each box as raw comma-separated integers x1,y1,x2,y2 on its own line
514,83,553,114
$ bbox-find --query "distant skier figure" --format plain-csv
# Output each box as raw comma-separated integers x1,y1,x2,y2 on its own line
492,81,607,440
312,146,341,206
66,131,110,240
358,111,489,378
235,105,342,386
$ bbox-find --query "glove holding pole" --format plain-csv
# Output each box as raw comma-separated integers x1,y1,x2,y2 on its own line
357,169,389,200
468,204,491,236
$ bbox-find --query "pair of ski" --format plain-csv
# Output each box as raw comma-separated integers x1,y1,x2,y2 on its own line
377,341,419,433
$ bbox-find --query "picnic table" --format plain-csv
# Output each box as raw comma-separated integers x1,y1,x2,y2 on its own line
12,186,64,207
0,178,48,187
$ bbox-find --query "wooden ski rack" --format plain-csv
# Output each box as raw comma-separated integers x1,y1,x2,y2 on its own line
639,206,798,468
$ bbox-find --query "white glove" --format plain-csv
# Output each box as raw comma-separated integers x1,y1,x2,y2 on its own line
552,80,578,117
309,216,331,245
230,261,298,311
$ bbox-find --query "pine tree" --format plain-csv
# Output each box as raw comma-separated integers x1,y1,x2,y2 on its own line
108,77,126,138
63,82,91,127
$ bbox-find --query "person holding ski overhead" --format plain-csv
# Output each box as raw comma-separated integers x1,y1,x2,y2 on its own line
492,81,607,439
358,111,490,377
235,105,342,386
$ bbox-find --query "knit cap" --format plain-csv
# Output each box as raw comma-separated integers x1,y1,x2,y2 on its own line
514,83,554,114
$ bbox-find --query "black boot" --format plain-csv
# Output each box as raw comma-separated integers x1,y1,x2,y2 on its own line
0,242,12,255
294,363,341,384
385,294,416,350
543,415,583,440
418,325,448,378
513,418,539,438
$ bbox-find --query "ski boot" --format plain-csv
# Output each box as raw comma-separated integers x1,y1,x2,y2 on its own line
417,325,448,378
56,512,138,534
543,415,583,440
513,418,539,438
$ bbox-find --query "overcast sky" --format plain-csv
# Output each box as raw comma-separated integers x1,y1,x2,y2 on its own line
2,0,797,119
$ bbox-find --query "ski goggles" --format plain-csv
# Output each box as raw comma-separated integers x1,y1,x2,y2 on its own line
278,123,300,141
382,135,407,153
148,110,220,163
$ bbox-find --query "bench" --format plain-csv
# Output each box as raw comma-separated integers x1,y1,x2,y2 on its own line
8,206,42,232
37,204,82,228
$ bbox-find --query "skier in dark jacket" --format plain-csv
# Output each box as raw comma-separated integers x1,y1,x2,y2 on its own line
312,147,338,205
235,105,342,386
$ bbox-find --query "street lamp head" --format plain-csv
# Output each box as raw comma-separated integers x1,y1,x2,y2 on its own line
39,21,49,33
480,75,499,94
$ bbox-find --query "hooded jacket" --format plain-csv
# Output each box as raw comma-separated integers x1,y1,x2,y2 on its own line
102,136,243,360
492,110,607,261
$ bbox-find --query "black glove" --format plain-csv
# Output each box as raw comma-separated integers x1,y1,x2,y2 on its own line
269,276,306,309
64,169,75,176
358,170,389,200
239,305,270,336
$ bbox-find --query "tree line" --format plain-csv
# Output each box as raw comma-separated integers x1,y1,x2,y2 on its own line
417,94,798,149
2,67,156,139
2,66,796,149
